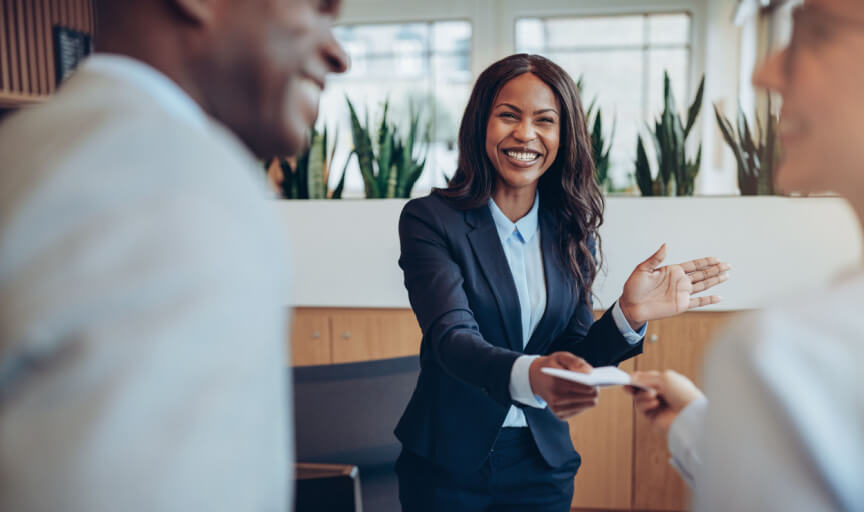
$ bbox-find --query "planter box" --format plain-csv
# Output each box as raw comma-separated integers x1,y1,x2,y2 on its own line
277,197,862,311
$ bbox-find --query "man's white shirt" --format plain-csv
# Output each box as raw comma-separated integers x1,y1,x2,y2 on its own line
667,273,864,512
0,55,291,512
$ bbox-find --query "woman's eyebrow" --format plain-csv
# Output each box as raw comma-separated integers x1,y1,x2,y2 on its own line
495,103,559,116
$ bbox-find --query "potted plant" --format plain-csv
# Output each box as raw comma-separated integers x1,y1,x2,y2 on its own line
346,97,430,199
266,126,348,199
635,72,705,196
714,101,779,195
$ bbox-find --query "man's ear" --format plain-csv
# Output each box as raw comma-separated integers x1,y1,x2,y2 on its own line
166,0,219,25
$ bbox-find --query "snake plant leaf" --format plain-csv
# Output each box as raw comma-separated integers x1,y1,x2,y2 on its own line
679,143,702,196
761,102,778,195
321,126,330,186
306,129,326,199
738,109,762,185
635,136,653,196
663,72,676,116
591,110,610,187
714,104,750,182
402,105,420,174
398,159,427,198
346,97,380,198
324,126,339,189
377,128,394,197
295,138,311,200
738,109,757,162
684,76,705,139
331,152,350,199
376,100,394,196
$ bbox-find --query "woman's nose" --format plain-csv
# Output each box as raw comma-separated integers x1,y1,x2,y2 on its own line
513,120,536,142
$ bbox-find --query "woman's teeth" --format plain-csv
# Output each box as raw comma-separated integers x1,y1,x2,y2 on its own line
505,150,540,162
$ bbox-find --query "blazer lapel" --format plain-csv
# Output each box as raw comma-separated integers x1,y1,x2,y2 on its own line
524,209,573,355
465,207,524,352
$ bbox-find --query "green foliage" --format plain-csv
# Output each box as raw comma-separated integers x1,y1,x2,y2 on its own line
590,109,614,191
346,97,430,199
268,126,347,199
577,77,614,191
635,135,654,196
714,101,779,195
637,72,705,196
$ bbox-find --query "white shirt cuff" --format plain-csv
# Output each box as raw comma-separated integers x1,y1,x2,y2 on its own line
509,355,547,408
612,300,647,344
667,396,709,488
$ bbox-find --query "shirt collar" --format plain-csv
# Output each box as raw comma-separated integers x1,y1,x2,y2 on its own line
79,54,209,130
488,192,540,244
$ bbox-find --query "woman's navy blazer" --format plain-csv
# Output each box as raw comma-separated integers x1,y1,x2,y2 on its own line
395,193,643,476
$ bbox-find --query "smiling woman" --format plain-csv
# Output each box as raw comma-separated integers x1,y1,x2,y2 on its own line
392,54,730,511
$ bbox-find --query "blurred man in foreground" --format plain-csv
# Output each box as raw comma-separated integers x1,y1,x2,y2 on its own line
0,1,347,510
630,1,863,510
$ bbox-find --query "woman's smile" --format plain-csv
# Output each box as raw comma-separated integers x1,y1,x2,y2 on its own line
501,146,544,167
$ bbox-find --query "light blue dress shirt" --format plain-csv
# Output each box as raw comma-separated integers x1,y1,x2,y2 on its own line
488,194,645,428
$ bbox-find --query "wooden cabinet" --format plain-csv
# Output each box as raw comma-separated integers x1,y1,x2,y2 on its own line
0,0,94,107
290,307,422,366
569,358,635,511
331,309,422,363
290,309,332,366
631,312,736,511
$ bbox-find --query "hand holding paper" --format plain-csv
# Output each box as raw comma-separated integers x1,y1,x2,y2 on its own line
528,352,599,420
541,366,647,389
626,370,706,434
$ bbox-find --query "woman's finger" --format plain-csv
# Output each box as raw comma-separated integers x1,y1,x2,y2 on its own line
551,383,599,400
691,273,729,293
689,295,722,309
679,257,720,273
688,266,723,283
636,244,667,272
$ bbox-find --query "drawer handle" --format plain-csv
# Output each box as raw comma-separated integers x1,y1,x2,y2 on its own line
342,331,351,340
648,334,659,343
311,331,321,339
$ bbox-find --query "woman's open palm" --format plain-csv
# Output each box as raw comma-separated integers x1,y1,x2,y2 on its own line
619,244,730,325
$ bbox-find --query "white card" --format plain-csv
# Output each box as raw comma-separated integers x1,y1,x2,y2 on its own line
541,366,646,389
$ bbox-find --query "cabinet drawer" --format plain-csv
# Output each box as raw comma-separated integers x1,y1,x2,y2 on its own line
290,309,332,366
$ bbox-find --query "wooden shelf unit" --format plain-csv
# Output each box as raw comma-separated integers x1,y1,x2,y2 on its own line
0,0,94,107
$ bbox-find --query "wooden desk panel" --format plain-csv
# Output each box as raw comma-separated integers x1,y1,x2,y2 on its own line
631,312,735,511
569,358,635,511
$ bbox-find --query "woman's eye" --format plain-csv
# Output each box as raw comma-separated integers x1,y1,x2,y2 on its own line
538,117,555,124
499,112,517,119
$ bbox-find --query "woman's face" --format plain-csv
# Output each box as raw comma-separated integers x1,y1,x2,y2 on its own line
485,73,561,193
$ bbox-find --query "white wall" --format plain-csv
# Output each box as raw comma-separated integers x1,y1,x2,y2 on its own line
336,0,745,194
280,198,864,311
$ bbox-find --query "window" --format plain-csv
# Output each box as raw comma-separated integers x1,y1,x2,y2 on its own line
318,21,472,197
516,13,692,191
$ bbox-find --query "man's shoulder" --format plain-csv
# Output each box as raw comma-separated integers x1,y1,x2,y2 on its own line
0,88,259,207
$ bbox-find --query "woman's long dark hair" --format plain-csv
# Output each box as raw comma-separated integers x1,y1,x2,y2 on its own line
436,53,604,300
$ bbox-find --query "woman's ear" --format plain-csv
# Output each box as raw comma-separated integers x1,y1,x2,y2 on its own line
166,0,218,25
